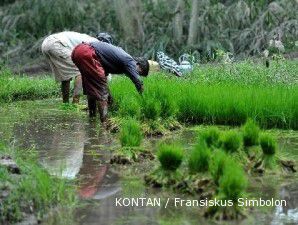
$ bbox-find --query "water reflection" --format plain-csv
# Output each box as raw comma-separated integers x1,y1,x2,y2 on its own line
2,103,297,225
272,182,298,225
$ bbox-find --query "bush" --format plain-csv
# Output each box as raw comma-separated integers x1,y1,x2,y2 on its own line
157,143,184,171
188,140,211,173
119,118,143,147
201,127,221,148
260,133,277,155
219,161,247,202
210,150,229,186
242,118,260,147
220,130,242,153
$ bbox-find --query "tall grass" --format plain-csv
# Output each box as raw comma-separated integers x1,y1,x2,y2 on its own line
0,69,59,102
119,118,143,147
1,60,297,130
0,143,76,223
110,61,298,129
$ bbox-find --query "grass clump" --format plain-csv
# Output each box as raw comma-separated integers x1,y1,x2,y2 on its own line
209,150,229,186
0,69,59,103
118,97,141,119
260,133,277,156
201,127,221,148
259,133,277,169
188,140,211,173
220,130,242,153
119,118,143,148
242,118,260,147
0,144,76,223
157,143,184,171
219,161,247,202
141,96,161,121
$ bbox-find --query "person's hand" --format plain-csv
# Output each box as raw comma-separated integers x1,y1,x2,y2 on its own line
138,85,144,95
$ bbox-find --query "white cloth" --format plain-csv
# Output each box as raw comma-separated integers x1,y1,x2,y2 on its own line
41,31,98,81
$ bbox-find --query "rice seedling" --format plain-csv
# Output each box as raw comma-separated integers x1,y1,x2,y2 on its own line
0,70,59,103
209,150,229,186
260,133,277,156
0,143,76,223
241,118,260,147
188,140,211,173
157,143,184,171
259,133,277,169
118,96,141,119
119,118,143,148
200,127,221,148
141,95,161,121
220,130,242,153
218,161,247,202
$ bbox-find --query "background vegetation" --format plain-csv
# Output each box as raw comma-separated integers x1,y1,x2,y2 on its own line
0,0,297,68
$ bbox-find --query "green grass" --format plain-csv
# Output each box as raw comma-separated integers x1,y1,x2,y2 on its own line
200,127,221,148
157,143,184,171
242,118,260,147
110,60,298,129
220,130,242,153
218,160,247,202
119,118,143,148
0,143,76,223
188,140,211,173
1,60,298,129
209,150,229,186
0,69,59,102
260,133,277,156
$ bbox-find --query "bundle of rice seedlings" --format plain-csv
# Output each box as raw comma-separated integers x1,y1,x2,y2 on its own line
157,143,183,171
188,140,211,173
242,118,260,147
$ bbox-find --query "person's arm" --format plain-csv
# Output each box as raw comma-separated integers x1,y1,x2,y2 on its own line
125,60,144,94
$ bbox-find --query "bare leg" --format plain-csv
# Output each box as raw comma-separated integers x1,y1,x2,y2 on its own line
72,75,82,104
98,100,108,124
87,95,97,117
61,80,70,103
107,89,114,107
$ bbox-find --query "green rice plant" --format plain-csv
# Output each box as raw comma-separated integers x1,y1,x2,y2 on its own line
0,69,59,103
157,143,184,171
242,118,260,147
118,96,141,119
119,118,143,148
220,130,242,153
209,150,229,186
259,133,278,169
188,140,211,173
157,87,177,119
200,127,221,148
260,133,277,156
219,161,247,202
141,96,161,121
0,143,76,223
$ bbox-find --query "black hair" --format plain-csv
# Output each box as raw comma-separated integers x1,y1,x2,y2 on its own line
134,57,149,77
96,32,113,44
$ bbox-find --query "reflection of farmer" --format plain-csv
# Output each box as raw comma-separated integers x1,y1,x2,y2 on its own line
41,31,113,103
71,41,149,124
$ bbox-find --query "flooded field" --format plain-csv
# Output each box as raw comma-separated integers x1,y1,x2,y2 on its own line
0,99,297,225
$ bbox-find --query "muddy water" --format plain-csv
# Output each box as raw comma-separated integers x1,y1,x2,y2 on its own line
0,100,297,225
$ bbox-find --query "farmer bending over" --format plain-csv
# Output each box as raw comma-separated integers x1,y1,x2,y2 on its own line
41,31,113,103
71,41,149,124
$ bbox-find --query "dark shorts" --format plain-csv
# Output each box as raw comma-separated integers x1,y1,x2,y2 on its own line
71,43,108,101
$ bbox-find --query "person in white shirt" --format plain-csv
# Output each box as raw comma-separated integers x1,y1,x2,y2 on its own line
41,31,113,103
